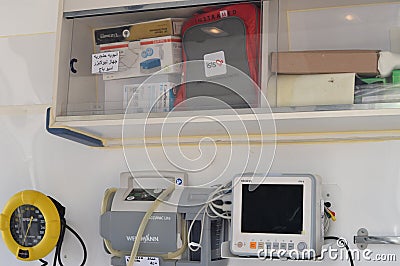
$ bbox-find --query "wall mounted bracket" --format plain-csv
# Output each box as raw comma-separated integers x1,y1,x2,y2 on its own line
354,228,400,250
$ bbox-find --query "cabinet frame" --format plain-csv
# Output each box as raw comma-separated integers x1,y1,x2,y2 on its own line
48,0,400,147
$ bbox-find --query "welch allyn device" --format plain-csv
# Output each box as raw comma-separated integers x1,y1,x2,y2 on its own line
230,173,324,259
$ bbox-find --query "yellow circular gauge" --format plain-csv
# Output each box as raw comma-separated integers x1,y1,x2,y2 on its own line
0,190,61,261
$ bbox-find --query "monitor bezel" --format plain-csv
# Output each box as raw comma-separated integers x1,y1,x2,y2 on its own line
230,173,318,257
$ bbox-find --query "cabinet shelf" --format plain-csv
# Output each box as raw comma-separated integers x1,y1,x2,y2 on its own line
48,106,400,146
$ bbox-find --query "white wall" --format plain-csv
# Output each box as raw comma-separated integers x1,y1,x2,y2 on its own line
1,1,400,266
1,113,400,266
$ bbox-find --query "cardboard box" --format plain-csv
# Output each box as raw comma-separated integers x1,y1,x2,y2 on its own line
94,18,184,45
139,36,182,75
269,73,355,107
100,36,182,80
271,50,379,75
124,82,176,113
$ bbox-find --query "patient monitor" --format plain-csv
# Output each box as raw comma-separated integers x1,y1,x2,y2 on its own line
230,173,324,259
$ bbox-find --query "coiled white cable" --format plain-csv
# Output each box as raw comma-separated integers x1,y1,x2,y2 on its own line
186,182,232,252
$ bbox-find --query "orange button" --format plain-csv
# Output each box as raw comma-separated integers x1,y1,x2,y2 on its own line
250,242,257,249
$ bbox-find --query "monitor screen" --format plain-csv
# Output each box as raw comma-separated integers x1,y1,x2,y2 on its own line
241,184,304,234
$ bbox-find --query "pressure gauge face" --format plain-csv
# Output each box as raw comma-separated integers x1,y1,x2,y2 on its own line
0,190,61,261
10,204,46,247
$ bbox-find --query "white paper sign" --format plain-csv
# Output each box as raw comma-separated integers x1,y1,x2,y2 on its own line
125,256,160,266
204,51,227,77
91,51,119,74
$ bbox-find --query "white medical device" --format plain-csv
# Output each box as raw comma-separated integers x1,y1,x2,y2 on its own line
230,173,324,259
100,171,229,266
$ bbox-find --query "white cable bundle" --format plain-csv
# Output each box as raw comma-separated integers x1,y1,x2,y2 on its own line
187,183,232,252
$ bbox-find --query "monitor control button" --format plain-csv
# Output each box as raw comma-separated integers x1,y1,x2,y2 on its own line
297,242,307,251
237,242,243,248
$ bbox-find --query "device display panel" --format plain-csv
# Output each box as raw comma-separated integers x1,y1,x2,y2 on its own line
241,184,304,234
230,174,322,258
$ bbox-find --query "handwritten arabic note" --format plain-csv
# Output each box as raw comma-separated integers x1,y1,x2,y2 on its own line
91,51,119,74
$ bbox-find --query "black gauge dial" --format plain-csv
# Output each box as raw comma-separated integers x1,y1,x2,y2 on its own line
10,204,46,247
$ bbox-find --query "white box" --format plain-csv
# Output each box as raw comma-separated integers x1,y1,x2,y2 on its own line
100,36,182,80
104,75,181,114
139,36,182,75
124,82,176,113
274,73,355,107
100,41,141,80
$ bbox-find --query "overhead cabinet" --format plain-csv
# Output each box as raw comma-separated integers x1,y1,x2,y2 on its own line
48,0,400,147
